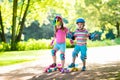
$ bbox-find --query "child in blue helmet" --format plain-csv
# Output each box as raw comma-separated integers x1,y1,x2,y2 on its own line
68,18,89,71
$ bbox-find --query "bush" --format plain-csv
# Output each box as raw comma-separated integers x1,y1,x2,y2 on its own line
115,37,120,44
0,38,120,51
16,39,51,51
0,42,10,51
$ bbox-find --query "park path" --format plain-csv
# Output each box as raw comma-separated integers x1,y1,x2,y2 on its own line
0,45,120,80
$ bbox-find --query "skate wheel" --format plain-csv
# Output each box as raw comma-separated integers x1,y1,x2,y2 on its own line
66,69,69,73
44,67,49,72
47,69,52,73
61,69,64,73
54,67,57,71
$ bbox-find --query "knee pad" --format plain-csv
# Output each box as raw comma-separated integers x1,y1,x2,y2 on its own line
72,51,78,58
60,54,65,60
51,50,56,56
81,55,86,61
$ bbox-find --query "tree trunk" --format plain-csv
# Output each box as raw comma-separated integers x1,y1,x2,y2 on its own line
116,22,120,37
16,0,25,35
11,0,18,50
16,0,30,42
0,5,6,42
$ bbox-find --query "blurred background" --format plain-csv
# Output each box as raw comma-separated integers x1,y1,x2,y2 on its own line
0,0,120,51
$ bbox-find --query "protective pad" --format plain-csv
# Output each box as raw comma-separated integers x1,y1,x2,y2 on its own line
51,50,56,56
67,32,75,40
60,54,65,60
89,32,98,41
81,55,86,61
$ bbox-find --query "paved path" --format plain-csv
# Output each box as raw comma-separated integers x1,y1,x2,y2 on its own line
0,45,120,80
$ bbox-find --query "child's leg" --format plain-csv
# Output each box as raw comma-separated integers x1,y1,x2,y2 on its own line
72,57,76,63
72,45,80,63
60,53,65,68
51,49,57,64
69,45,80,68
59,43,66,68
83,60,86,66
80,45,87,71
50,43,60,67
72,51,78,63
81,60,86,71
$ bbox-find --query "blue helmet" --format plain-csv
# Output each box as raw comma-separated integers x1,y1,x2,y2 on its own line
76,18,85,24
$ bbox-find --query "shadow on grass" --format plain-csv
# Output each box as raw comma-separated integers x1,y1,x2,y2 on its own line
0,62,120,80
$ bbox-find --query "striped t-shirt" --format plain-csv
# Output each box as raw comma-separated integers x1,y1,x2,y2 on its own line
74,29,89,45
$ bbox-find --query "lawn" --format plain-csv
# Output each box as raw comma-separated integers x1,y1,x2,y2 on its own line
0,50,41,66
0,37,120,66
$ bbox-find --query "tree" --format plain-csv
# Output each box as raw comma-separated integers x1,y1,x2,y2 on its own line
1,0,75,50
11,0,31,50
85,0,120,38
102,0,120,37
16,0,30,42
75,0,120,39
0,5,6,42
11,0,18,50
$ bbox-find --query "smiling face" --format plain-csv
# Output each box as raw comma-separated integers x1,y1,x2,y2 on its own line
54,16,64,32
56,25,61,29
77,23,84,30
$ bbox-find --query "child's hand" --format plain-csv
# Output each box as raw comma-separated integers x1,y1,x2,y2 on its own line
50,42,54,47
50,40,54,47
50,42,53,47
70,39,74,45
95,34,99,38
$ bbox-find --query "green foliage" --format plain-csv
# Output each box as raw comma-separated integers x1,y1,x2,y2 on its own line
114,38,120,44
0,42,10,51
66,38,73,48
16,39,51,51
23,21,54,40
0,0,120,50
0,38,120,51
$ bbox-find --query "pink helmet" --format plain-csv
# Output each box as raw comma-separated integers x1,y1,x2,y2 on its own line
53,16,63,26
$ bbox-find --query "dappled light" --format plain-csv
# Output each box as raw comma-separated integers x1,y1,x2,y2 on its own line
0,0,120,50
0,46,120,80
28,63,120,80
1,62,119,80
0,0,120,80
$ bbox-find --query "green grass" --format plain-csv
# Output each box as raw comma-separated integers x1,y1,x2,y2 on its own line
0,38,120,66
0,50,41,66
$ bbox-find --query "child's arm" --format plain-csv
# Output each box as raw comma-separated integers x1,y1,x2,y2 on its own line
66,31,74,44
50,37,55,46
65,27,76,45
50,34,56,46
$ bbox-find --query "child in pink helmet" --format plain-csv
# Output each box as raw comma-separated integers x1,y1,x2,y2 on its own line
49,16,68,72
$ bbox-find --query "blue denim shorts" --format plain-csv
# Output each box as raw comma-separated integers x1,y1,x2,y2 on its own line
53,42,66,53
72,44,87,60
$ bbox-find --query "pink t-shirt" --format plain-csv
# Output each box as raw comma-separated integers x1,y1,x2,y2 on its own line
56,27,68,43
